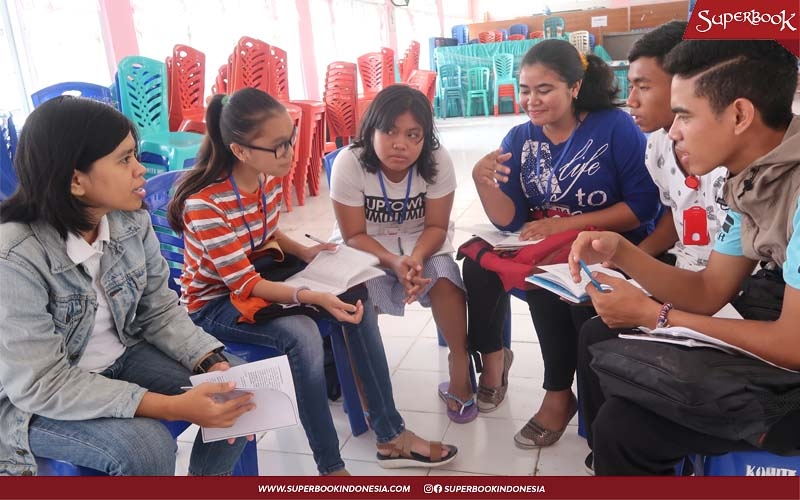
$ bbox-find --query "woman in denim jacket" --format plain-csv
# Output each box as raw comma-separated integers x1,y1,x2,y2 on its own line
0,97,253,476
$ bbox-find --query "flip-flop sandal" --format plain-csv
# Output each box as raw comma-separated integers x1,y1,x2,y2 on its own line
437,381,478,424
376,430,458,469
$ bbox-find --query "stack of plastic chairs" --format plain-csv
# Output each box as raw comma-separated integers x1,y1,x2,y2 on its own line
230,36,271,93
168,44,207,134
382,47,397,85
569,31,591,54
436,64,464,119
357,52,385,98
492,53,519,115
451,24,469,45
530,30,545,39
0,112,18,201
465,67,491,117
509,23,529,38
144,170,370,438
406,69,437,108
116,56,203,177
30,82,115,108
399,41,420,83
211,62,228,95
281,102,304,212
508,34,525,41
323,61,358,148
291,100,327,199
495,29,508,41
269,45,290,101
477,31,495,44
544,16,566,38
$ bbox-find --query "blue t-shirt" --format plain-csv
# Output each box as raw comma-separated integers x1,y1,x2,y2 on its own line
714,196,800,289
497,108,659,244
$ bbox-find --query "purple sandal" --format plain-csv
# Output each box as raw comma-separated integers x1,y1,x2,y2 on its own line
438,382,478,424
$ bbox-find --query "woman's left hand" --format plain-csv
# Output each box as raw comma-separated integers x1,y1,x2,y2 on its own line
584,273,660,328
519,217,571,241
298,243,338,263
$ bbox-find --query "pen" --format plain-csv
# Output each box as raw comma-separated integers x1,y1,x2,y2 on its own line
578,259,605,292
397,236,404,255
305,233,327,245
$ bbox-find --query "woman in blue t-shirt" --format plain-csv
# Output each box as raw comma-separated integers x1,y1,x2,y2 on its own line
463,39,659,448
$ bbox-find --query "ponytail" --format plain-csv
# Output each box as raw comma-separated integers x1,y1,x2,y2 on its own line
574,54,618,113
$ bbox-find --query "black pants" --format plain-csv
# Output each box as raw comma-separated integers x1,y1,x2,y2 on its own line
577,317,800,475
463,256,595,391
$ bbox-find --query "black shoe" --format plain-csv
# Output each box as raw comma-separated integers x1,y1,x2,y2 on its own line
584,452,594,476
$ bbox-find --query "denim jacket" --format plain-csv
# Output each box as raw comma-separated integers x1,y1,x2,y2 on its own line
0,210,223,475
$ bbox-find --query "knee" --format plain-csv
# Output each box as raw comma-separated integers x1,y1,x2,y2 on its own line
592,397,642,449
107,420,176,476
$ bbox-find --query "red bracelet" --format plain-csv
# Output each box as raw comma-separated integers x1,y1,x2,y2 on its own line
656,302,673,329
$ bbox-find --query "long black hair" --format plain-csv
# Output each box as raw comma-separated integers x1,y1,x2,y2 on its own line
1,96,138,238
521,39,618,113
167,88,285,232
352,84,440,184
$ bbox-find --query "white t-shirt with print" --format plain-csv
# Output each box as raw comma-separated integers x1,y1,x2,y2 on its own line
645,129,728,270
329,145,457,256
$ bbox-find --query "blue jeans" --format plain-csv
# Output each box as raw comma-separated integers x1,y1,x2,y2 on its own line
191,295,405,475
28,342,247,476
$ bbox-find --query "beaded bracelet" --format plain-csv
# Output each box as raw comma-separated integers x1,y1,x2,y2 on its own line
293,286,310,305
656,302,674,329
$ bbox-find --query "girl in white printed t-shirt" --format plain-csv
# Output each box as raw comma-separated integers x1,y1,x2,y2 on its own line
330,85,477,424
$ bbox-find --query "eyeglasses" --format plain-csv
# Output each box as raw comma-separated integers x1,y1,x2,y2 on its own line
240,126,298,159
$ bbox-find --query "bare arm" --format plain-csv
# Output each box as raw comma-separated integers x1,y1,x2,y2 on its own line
519,201,644,241
472,149,516,227
637,209,679,258
410,192,453,262
332,200,399,268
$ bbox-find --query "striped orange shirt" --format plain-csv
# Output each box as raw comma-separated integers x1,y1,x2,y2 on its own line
180,176,282,313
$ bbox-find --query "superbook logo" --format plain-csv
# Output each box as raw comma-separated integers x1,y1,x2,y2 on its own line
694,9,797,33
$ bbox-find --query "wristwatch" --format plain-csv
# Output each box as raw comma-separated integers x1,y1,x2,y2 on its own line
194,348,229,374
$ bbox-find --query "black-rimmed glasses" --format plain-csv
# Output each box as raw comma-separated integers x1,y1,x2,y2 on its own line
240,125,298,159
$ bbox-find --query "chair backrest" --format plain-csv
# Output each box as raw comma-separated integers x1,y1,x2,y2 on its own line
116,56,170,138
171,44,206,123
437,64,462,91
357,52,385,97
543,16,566,38
406,70,437,106
494,29,507,42
0,113,18,201
466,67,490,92
529,30,545,39
509,23,529,38
493,53,515,81
451,24,469,45
31,81,115,108
269,45,290,101
230,36,271,93
212,63,228,95
508,34,525,41
143,170,186,294
477,31,495,44
569,30,591,54
400,41,420,82
381,47,396,85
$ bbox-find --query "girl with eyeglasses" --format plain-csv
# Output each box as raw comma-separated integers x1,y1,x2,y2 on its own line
167,88,457,475
330,85,475,424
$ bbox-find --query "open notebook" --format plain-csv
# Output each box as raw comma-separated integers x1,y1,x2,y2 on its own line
284,245,385,295
526,263,626,303
466,223,543,250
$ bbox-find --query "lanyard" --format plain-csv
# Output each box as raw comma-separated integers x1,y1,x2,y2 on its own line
229,176,268,253
377,166,414,225
533,125,579,207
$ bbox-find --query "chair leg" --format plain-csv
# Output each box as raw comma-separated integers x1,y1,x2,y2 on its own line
327,323,370,436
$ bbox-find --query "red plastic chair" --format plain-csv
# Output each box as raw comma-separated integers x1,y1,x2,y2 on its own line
169,44,207,134
281,102,303,212
530,30,545,39
400,41,420,82
290,100,327,200
381,47,396,85
323,62,358,148
211,61,228,95
357,53,384,98
269,45,290,101
230,36,271,93
493,30,505,42
508,34,525,41
406,70,437,108
478,31,496,43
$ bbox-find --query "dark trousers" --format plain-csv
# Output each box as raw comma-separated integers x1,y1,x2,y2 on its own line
463,256,595,390
577,317,800,475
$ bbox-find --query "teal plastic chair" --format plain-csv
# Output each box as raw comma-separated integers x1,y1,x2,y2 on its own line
492,53,519,115
116,56,202,172
465,67,491,117
543,16,566,39
436,64,464,119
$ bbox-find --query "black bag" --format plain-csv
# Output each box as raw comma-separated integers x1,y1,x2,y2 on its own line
732,264,785,321
589,339,800,448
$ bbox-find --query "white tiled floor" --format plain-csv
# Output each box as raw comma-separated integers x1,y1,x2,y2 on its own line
175,114,589,476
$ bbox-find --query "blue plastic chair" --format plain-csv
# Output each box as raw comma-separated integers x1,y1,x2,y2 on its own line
144,171,369,437
30,82,115,108
0,113,18,201
36,412,257,475
509,24,529,38
116,56,202,172
698,451,800,476
451,24,469,45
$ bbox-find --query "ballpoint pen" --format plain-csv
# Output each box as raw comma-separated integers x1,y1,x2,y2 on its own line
578,259,606,292
397,236,404,255
304,233,327,245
